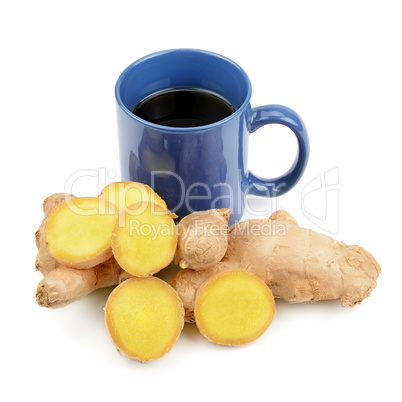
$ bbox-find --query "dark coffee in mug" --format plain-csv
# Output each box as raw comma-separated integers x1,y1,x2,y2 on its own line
132,88,236,127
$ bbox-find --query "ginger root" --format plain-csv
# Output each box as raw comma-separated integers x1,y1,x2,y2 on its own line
36,257,128,308
269,209,298,226
43,193,75,218
111,202,177,277
104,277,184,362
195,270,275,345
175,208,230,269
35,193,75,276
170,210,381,322
35,193,130,309
45,197,117,269
36,220,61,276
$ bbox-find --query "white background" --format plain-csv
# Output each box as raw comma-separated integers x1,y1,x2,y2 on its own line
1,1,401,401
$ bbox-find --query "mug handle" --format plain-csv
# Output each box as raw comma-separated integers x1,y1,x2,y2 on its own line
245,104,310,197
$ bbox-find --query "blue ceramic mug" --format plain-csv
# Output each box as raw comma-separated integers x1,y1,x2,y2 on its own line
115,49,309,222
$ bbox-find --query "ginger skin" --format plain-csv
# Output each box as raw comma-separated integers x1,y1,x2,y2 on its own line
269,209,298,226
170,210,381,322
36,257,129,308
35,220,61,276
175,208,230,270
35,193,75,276
43,193,75,218
35,193,130,309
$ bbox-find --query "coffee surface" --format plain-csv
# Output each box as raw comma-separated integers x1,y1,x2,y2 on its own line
132,88,236,127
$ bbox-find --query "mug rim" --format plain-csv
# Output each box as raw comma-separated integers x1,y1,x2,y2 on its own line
115,48,252,133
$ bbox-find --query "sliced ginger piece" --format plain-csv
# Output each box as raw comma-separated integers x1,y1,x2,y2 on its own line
105,277,184,362
194,270,275,346
45,197,117,269
111,202,177,277
99,181,167,211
